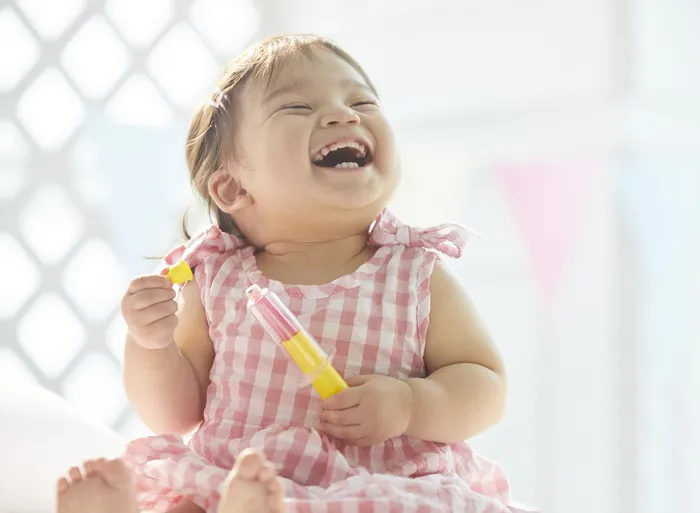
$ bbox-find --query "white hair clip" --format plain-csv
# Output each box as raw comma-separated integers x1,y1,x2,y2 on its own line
208,86,226,109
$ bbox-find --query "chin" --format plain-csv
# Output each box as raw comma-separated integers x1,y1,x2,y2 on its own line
320,183,389,209
320,190,394,224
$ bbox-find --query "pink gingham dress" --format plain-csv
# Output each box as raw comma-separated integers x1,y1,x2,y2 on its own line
123,210,527,513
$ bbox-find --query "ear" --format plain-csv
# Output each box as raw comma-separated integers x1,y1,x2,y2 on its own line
208,167,253,214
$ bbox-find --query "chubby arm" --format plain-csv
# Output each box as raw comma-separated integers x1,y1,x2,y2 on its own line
123,278,214,435
404,260,507,443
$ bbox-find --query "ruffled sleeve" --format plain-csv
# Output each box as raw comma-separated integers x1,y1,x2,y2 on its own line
162,225,248,270
368,209,476,258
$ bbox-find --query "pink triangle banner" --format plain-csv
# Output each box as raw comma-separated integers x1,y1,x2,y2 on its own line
494,159,600,304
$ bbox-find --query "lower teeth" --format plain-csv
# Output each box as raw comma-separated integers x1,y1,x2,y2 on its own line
334,162,360,169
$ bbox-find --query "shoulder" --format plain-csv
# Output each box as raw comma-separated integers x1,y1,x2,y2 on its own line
160,226,252,288
426,259,469,316
163,225,250,270
424,260,505,375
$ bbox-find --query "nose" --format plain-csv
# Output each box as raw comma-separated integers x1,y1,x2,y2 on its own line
320,106,360,127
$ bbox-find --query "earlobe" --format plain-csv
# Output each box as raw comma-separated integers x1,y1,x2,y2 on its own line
208,168,253,214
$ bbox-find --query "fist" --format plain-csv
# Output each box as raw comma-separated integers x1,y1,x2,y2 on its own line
319,375,414,446
121,269,178,350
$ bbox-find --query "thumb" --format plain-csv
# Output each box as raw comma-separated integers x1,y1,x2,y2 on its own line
346,375,374,387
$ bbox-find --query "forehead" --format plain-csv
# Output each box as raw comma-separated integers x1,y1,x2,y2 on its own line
250,47,370,100
278,47,364,84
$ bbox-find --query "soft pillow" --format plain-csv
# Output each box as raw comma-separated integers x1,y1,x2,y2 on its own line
0,380,125,513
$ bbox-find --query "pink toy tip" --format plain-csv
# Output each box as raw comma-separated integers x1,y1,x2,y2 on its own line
246,284,264,301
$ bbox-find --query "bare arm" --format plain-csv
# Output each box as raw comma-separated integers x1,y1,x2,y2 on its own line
123,278,214,435
404,260,507,443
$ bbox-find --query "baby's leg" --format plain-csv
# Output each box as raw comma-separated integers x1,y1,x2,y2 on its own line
56,458,138,513
218,449,285,513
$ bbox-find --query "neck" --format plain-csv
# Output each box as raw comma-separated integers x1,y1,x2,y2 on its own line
256,233,373,285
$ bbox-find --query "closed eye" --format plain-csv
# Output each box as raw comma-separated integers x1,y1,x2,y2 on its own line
280,104,311,111
352,100,377,107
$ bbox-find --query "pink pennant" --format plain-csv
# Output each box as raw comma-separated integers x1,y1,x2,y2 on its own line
495,160,600,304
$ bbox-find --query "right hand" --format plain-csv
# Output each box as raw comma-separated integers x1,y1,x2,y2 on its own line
121,269,178,350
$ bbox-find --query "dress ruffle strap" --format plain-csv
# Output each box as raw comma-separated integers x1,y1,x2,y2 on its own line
368,209,475,258
163,225,248,269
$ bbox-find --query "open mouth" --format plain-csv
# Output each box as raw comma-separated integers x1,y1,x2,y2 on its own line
312,141,373,169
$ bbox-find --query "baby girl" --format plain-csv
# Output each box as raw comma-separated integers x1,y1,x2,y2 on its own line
55,34,531,513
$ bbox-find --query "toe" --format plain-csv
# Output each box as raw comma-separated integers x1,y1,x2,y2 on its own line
268,485,285,513
256,462,276,483
100,459,132,489
57,477,69,493
68,466,83,482
267,476,283,497
83,460,97,476
233,449,266,481
93,458,107,473
269,502,285,513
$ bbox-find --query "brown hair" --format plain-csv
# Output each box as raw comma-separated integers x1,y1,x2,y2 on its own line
183,34,379,239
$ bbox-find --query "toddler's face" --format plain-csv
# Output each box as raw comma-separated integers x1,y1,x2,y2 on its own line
230,48,400,240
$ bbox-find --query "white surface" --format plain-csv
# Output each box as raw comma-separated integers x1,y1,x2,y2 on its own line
0,380,125,513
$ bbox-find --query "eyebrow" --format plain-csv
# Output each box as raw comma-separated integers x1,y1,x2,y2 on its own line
263,80,308,104
344,79,377,99
263,78,376,104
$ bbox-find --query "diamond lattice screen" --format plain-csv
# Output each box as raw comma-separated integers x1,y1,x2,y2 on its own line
0,0,260,438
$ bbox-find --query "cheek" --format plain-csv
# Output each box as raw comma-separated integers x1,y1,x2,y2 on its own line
245,126,310,197
380,121,397,150
266,119,309,164
367,116,396,154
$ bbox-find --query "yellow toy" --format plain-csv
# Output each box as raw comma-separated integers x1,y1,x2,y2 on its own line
246,284,348,398
166,260,193,285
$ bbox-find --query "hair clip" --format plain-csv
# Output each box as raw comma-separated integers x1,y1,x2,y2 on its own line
208,86,226,109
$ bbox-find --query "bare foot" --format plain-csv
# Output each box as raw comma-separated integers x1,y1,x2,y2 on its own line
218,449,284,513
57,458,138,513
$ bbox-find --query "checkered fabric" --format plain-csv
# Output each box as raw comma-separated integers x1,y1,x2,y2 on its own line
123,210,529,512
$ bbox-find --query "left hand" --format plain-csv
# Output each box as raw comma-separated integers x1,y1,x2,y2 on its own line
318,375,414,446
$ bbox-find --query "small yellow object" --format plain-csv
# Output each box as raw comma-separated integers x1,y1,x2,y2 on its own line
310,365,349,399
167,261,193,285
283,332,348,398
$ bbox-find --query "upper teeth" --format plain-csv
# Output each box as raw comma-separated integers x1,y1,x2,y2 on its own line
314,141,367,162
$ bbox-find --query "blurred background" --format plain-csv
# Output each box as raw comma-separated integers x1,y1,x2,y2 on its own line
1,1,698,512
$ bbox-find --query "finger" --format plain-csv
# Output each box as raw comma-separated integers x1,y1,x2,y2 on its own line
159,267,170,276
134,301,178,326
321,406,363,426
127,275,172,294
345,375,375,387
129,288,176,311
318,421,367,440
322,387,362,410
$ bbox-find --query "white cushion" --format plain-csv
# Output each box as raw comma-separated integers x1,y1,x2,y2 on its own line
0,380,125,513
